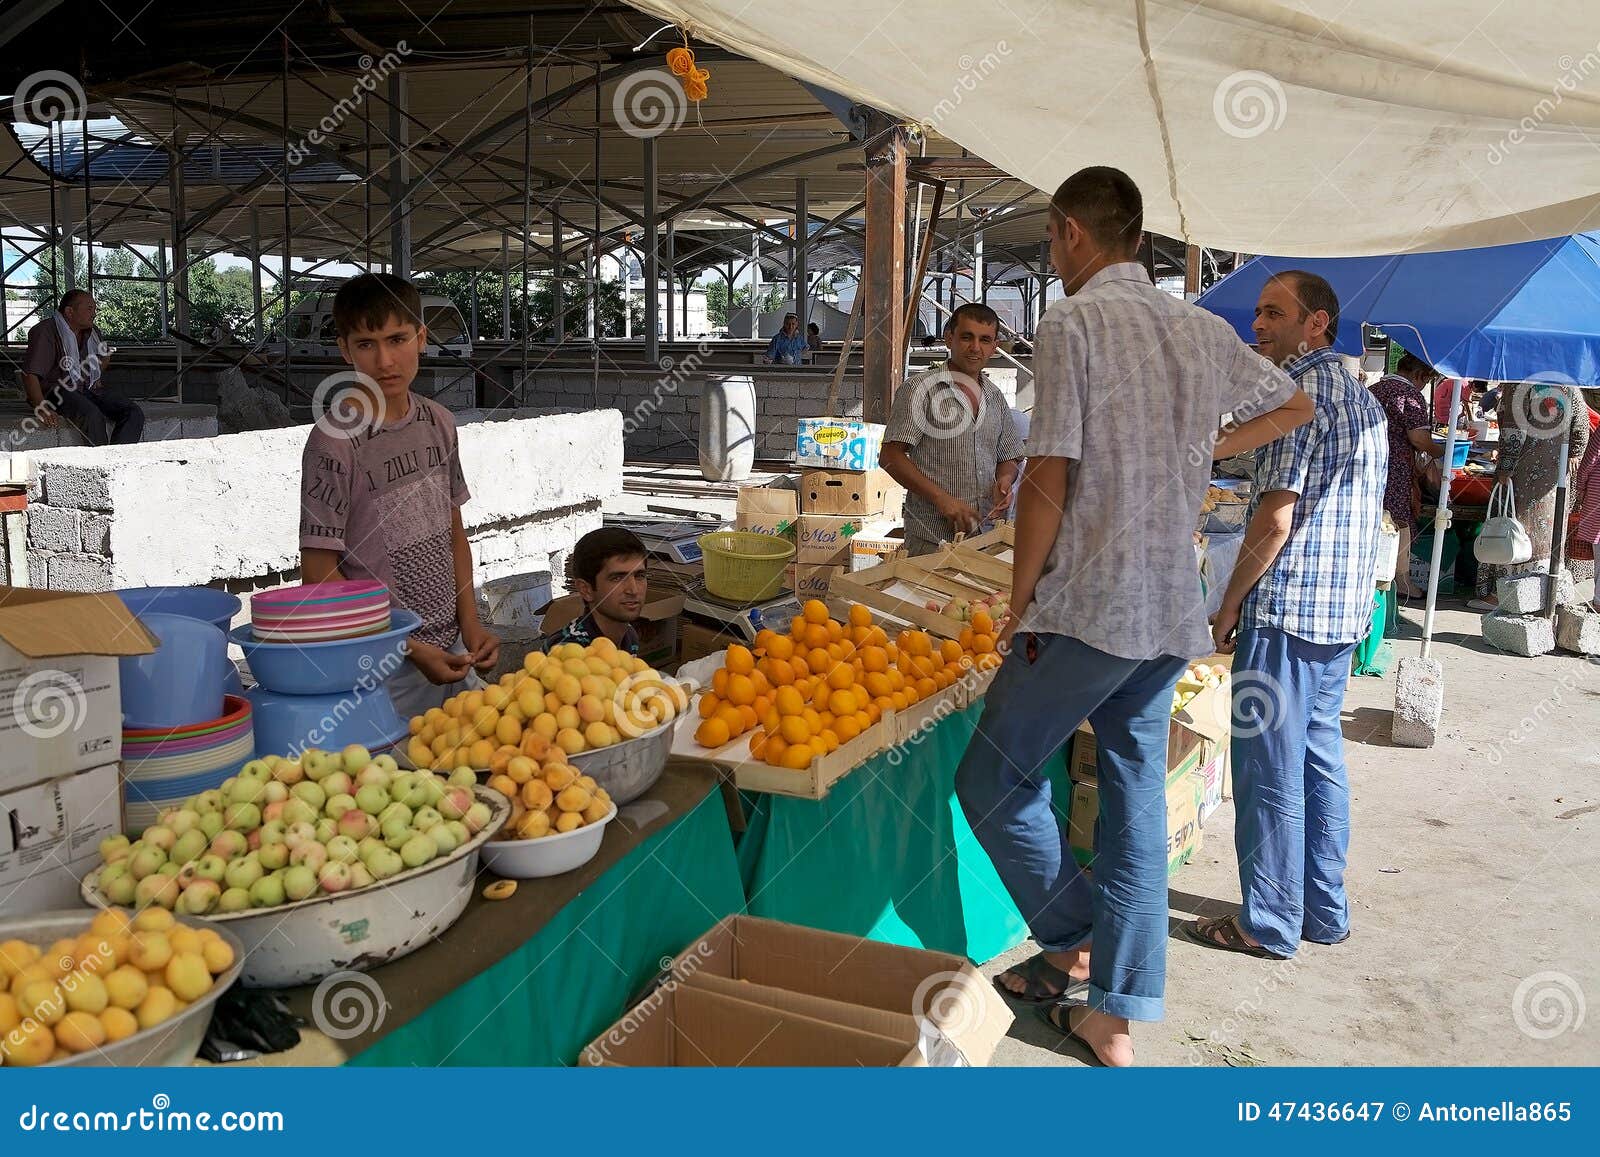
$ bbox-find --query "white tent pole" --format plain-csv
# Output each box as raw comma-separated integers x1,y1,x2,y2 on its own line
1420,376,1463,659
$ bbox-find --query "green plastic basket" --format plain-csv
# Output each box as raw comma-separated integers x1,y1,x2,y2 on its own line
698,531,796,602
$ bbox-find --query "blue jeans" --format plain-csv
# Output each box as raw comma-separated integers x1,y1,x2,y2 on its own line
955,633,1186,1021
1231,625,1358,957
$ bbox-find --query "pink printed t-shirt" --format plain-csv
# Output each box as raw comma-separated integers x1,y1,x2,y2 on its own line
299,394,470,649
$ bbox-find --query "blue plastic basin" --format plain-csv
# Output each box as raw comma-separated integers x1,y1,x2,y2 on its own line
116,586,242,633
245,685,407,759
1433,436,1471,470
118,586,245,695
119,613,231,729
229,608,421,695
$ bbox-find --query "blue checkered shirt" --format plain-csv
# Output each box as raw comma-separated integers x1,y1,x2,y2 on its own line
1242,346,1390,645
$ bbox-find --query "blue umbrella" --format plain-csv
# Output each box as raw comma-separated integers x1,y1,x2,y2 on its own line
1194,234,1600,384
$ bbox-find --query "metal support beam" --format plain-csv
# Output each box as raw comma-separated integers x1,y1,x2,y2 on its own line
500,234,511,336
249,210,262,340
387,71,411,278
795,177,809,338
553,202,564,343
1035,240,1049,335
973,227,985,306
862,114,908,423
665,220,675,343
643,136,659,364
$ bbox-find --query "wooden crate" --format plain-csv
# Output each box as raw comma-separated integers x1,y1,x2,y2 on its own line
954,521,1015,559
829,554,1011,640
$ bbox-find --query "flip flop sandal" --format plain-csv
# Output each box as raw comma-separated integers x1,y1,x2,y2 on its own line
1180,915,1290,960
993,952,1088,1004
1041,1003,1105,1066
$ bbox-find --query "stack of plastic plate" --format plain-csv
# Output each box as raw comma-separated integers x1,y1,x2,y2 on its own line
250,581,390,643
121,695,254,834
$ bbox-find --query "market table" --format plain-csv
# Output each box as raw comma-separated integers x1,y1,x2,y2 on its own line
253,759,745,1067
734,700,1068,966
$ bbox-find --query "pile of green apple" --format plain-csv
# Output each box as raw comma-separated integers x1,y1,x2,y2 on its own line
92,745,499,915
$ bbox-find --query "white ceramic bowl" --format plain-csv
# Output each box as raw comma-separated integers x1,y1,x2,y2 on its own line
479,804,616,878
0,909,244,1067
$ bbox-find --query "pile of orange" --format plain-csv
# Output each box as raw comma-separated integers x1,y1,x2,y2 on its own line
692,599,1005,771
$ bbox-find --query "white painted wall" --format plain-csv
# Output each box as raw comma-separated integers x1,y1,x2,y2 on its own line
20,410,624,594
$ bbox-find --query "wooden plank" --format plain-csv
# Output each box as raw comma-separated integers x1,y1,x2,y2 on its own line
862,113,908,424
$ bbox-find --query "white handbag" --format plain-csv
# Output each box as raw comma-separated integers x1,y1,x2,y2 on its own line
1475,480,1533,565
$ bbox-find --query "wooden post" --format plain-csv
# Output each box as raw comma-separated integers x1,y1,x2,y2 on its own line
1184,243,1202,297
862,112,908,424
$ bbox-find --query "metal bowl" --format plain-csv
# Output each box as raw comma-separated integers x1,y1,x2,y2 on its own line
567,717,673,805
0,909,245,1067
479,804,616,878
81,787,509,989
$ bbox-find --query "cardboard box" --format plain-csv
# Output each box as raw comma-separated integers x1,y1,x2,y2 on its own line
800,467,898,517
1197,751,1227,823
0,588,154,793
579,982,919,1067
849,517,907,568
1069,653,1230,790
734,482,799,539
536,584,685,670
786,563,846,602
796,416,886,471
678,618,747,665
1068,768,1204,876
796,513,867,567
662,914,1013,1066
0,763,123,916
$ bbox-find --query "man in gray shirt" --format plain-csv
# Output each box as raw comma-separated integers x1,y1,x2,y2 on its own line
881,303,1025,557
953,167,1313,1066
20,289,145,446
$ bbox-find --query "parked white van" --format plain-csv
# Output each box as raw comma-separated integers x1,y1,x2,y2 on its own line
275,291,471,357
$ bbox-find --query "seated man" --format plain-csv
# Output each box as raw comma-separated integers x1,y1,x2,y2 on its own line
542,528,649,654
880,303,1024,557
763,313,808,366
21,289,145,446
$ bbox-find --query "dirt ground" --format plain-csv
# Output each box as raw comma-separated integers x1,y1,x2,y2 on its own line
986,597,1600,1067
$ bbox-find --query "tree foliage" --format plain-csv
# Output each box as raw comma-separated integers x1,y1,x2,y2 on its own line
24,243,270,341
703,280,784,328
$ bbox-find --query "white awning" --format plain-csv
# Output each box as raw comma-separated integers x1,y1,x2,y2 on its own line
626,0,1600,254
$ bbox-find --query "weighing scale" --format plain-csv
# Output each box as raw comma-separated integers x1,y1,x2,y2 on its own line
605,517,715,565
680,579,804,645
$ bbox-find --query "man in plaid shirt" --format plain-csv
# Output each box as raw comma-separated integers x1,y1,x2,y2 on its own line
1185,270,1388,962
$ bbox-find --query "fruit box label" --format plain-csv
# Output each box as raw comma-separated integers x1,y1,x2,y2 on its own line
339,917,371,945
795,417,885,471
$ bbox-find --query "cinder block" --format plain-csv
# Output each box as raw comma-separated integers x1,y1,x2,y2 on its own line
1392,656,1444,748
1496,573,1548,615
47,552,113,592
766,396,799,417
27,555,48,588
26,505,79,553
657,395,687,414
1556,604,1600,655
41,463,112,510
80,513,112,556
1481,610,1556,656
1555,569,1577,607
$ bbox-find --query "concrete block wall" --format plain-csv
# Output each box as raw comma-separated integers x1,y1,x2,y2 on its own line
20,409,623,597
516,367,871,461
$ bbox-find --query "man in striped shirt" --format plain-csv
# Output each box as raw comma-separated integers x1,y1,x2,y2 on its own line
1185,271,1388,962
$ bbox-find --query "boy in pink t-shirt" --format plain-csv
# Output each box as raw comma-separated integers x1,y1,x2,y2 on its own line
299,273,498,720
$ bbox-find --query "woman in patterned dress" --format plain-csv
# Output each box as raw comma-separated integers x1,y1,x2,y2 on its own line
1473,381,1590,607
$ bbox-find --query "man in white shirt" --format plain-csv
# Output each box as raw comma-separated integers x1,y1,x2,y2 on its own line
953,167,1313,1065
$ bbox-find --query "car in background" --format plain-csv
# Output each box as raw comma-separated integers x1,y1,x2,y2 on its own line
274,290,472,357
